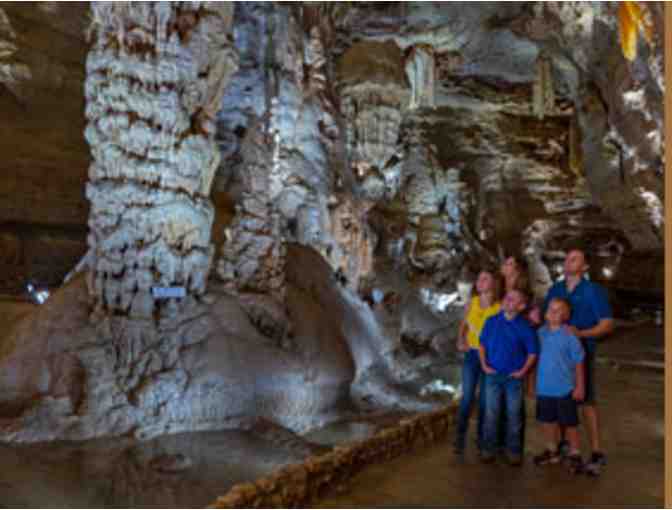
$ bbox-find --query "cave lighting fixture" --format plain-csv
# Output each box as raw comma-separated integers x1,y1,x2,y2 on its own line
26,282,49,305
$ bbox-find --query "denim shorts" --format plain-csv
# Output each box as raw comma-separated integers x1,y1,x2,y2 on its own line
536,393,580,427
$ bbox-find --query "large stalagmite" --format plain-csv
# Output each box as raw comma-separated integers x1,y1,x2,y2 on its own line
84,2,238,318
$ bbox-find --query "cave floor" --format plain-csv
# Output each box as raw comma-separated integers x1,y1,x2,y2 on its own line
0,322,662,508
316,322,665,509
0,426,323,509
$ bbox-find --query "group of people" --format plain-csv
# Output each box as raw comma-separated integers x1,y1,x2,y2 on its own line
454,248,613,476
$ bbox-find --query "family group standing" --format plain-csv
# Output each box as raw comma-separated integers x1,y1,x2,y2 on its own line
454,248,613,476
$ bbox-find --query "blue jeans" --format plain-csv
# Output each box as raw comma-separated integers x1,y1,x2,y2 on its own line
483,373,524,455
455,349,486,450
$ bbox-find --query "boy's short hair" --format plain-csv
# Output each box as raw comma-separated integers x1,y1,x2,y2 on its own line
508,287,529,303
549,297,571,317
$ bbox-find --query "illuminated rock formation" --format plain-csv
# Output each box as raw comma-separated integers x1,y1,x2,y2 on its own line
405,45,436,111
336,41,410,197
326,195,375,291
84,2,238,318
217,121,286,300
532,51,554,120
513,1,664,251
0,7,32,103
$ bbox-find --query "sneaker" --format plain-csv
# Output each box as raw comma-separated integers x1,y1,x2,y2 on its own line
557,439,570,458
567,454,584,475
533,449,561,466
507,453,523,466
584,451,607,477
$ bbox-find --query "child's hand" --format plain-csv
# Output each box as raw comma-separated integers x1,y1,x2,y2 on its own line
510,369,525,379
482,364,496,375
572,386,585,401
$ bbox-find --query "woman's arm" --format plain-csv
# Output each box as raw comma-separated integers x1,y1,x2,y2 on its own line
456,299,472,352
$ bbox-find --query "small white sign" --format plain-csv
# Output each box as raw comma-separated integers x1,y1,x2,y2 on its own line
152,287,186,299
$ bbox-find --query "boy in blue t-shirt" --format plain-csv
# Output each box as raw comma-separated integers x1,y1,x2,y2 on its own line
532,298,585,474
479,289,538,465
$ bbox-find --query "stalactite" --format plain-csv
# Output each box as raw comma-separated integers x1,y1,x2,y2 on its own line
569,113,583,176
405,44,436,110
336,41,409,184
532,51,553,120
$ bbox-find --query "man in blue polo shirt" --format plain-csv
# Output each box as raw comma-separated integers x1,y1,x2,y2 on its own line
479,288,538,465
543,248,613,475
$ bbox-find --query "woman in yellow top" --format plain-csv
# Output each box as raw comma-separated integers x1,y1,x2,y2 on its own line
454,268,502,455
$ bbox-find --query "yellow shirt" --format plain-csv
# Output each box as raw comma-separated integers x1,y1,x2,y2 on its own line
465,295,501,349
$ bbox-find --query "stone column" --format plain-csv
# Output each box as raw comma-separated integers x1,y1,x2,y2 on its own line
83,2,238,319
405,44,435,111
532,50,554,120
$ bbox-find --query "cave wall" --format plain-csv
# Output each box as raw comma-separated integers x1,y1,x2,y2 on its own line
0,2,90,296
511,2,665,252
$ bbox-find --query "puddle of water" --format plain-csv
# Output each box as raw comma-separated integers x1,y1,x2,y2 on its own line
302,412,416,448
303,421,378,447
0,428,316,508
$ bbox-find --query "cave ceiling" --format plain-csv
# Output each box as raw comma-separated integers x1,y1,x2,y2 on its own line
0,1,664,299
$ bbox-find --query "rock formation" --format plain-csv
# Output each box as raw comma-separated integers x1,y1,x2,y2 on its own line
84,2,238,318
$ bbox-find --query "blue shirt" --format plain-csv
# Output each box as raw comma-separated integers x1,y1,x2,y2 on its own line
543,278,612,353
480,312,539,375
536,325,585,397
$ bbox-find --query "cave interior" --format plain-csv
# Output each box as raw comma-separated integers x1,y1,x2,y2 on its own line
0,1,665,508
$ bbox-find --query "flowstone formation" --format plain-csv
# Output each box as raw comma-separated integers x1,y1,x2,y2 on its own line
336,41,410,202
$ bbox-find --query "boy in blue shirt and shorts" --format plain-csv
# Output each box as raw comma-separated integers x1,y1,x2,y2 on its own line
533,298,585,474
543,248,613,475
